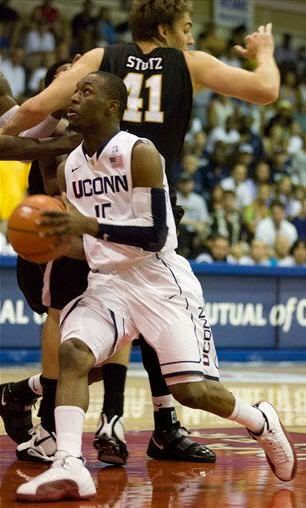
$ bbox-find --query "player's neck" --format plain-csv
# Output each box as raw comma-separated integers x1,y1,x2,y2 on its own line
82,126,120,157
135,40,165,53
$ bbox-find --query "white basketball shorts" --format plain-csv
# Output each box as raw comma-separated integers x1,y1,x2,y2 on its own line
60,251,219,385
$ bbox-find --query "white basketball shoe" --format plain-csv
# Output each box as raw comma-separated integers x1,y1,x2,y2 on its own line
249,401,297,481
93,413,128,465
16,424,56,462
16,451,96,502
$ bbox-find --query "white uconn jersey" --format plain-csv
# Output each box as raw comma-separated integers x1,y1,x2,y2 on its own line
65,131,177,272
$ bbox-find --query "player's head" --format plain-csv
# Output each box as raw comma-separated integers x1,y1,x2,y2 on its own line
129,0,194,50
67,71,128,132
44,58,73,87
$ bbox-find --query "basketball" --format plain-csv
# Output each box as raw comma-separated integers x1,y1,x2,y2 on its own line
7,195,70,263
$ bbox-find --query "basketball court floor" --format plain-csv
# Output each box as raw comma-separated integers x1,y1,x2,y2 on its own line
1,362,305,507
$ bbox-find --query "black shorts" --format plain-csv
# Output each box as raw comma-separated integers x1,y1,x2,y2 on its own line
16,256,90,314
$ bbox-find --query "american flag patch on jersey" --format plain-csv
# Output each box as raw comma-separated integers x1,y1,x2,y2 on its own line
109,155,124,168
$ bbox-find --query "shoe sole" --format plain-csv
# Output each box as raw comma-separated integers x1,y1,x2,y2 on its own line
259,402,298,482
93,437,128,465
16,449,54,463
16,480,96,502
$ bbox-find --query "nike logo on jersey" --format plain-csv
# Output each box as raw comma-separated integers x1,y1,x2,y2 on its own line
71,165,81,173
1,387,7,406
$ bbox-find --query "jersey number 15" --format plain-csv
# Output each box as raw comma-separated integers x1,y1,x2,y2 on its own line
123,72,164,124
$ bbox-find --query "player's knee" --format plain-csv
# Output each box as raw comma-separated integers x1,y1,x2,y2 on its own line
59,339,95,376
170,381,209,409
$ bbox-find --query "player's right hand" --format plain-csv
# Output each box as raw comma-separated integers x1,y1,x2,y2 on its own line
234,23,274,61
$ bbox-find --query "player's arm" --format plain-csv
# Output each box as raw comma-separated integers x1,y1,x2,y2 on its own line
39,142,169,252
55,159,86,260
1,48,104,135
185,24,280,104
0,72,16,117
0,134,81,160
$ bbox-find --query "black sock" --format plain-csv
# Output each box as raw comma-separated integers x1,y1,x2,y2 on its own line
102,363,127,419
139,337,170,396
38,377,57,433
154,407,178,433
139,337,179,432
10,378,38,404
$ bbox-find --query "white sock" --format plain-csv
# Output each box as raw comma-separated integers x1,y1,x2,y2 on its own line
228,397,265,434
55,406,85,457
28,374,43,396
152,395,175,411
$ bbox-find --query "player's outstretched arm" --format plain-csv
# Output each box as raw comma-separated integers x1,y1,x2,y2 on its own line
0,48,104,136
186,23,279,104
0,134,81,161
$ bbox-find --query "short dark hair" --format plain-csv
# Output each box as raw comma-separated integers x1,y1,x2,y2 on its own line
44,58,73,88
91,71,128,119
129,0,193,42
270,199,285,210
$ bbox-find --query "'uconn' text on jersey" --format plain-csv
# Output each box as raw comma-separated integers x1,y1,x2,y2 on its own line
72,173,128,198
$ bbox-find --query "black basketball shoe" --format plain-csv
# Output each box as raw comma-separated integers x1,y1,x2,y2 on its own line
93,413,128,465
0,383,35,444
147,422,216,463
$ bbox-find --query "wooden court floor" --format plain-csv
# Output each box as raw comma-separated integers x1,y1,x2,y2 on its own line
0,363,305,507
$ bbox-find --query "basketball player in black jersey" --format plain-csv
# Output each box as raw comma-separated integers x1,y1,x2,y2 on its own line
1,0,280,465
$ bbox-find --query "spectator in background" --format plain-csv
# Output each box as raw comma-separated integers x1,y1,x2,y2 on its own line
252,161,273,187
207,184,224,214
291,133,306,186
269,147,291,183
275,176,302,219
237,115,264,163
31,0,60,27
291,198,306,240
0,0,19,49
280,71,298,108
206,115,240,153
209,189,243,245
273,235,292,266
239,239,271,266
192,130,207,164
265,100,294,139
243,183,272,240
195,234,234,264
1,47,25,99
24,22,56,55
255,200,298,247
275,33,297,73
263,124,287,158
197,22,226,57
287,121,303,155
176,172,208,258
220,41,242,68
221,162,255,208
71,0,96,53
207,94,236,129
233,144,255,173
202,141,229,199
285,239,306,267
95,6,117,46
179,153,204,195
27,52,56,95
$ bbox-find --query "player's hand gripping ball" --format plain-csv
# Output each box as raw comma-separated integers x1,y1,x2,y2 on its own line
7,195,70,263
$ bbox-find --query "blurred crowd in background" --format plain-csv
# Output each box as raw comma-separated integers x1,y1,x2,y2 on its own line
0,0,305,267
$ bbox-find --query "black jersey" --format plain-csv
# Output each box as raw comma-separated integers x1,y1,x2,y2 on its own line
100,43,193,199
27,160,45,195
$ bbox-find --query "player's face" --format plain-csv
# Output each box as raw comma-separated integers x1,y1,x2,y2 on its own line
164,13,194,51
67,75,113,131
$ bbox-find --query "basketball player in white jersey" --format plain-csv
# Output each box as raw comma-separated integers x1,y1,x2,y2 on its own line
16,71,296,502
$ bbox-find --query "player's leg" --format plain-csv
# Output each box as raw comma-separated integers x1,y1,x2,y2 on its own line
16,284,136,502
0,257,45,443
140,338,216,463
136,254,296,481
170,380,297,481
93,344,131,465
15,258,90,461
16,307,59,462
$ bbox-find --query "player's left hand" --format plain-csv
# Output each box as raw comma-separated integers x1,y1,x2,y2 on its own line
38,192,98,237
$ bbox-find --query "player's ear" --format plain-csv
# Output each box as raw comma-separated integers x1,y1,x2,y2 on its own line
107,100,120,115
157,23,169,43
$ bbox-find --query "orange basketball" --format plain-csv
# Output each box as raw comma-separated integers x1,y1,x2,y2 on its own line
7,195,70,263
